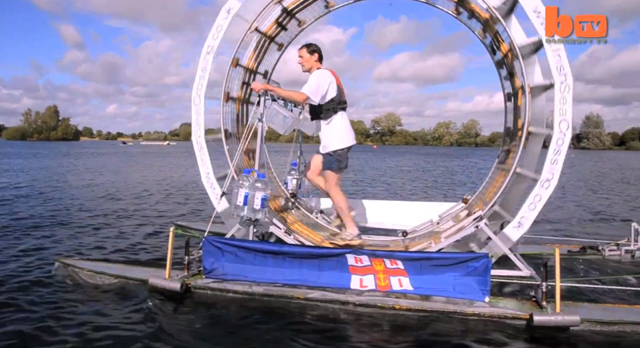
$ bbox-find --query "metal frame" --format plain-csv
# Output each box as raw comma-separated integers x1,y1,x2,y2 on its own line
222,91,272,241
601,222,640,258
481,221,540,281
190,0,573,261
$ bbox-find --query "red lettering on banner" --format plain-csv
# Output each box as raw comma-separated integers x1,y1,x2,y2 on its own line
348,257,410,292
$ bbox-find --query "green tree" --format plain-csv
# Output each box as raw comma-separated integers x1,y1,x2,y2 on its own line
608,131,621,147
457,119,482,147
411,129,432,145
350,120,370,144
625,141,640,151
369,112,402,143
620,127,640,146
2,105,81,141
431,120,458,146
0,124,6,137
168,123,191,140
265,128,281,142
476,135,492,147
81,126,95,138
2,126,29,140
577,112,612,150
487,131,503,146
50,117,82,141
178,124,192,141
616,127,640,151
140,130,167,141
99,131,118,140
386,128,415,145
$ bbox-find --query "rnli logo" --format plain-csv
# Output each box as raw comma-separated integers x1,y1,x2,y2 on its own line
346,254,414,291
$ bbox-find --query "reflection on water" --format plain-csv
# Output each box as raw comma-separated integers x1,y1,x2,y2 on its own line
0,141,639,347
146,292,640,348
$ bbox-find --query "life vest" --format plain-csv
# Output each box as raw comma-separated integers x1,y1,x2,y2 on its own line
308,68,348,121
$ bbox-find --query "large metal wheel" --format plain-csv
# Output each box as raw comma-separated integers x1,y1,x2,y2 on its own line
191,0,573,252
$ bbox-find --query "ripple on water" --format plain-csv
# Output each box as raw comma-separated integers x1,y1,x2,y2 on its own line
0,142,639,347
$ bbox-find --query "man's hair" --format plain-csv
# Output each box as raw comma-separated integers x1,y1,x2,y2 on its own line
298,43,323,64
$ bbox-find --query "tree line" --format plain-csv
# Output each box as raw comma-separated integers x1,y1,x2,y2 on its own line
75,122,205,142
570,112,640,151
266,111,640,150
0,104,215,142
1,105,82,141
266,112,504,147
1,105,639,151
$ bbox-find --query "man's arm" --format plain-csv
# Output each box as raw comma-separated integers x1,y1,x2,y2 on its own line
265,85,309,105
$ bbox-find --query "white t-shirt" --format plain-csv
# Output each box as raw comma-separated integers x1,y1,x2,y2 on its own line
300,69,357,154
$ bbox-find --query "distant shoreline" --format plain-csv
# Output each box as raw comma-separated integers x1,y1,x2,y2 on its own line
0,137,629,151
3,105,639,151
78,137,187,142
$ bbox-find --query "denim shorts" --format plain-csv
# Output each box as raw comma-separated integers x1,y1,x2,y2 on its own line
320,146,352,174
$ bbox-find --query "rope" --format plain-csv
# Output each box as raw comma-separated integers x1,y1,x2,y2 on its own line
287,127,300,169
491,278,640,291
203,209,217,237
281,96,303,169
527,220,637,229
523,235,626,244
563,274,640,282
494,273,640,284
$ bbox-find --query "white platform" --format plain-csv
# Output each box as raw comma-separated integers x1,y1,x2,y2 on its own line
314,198,458,230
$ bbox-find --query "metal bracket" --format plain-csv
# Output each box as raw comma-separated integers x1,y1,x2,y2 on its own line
267,217,303,245
478,222,540,281
225,222,248,239
601,222,640,259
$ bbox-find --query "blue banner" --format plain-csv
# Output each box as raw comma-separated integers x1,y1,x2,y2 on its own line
202,236,492,302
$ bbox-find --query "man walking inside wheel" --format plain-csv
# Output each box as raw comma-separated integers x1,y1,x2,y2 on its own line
250,42,361,246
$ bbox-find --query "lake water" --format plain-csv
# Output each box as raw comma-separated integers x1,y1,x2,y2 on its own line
1,140,640,347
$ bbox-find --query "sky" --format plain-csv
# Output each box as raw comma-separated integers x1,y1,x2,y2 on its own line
0,0,639,134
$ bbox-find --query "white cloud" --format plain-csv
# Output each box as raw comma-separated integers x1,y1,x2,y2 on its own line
272,23,365,88
56,23,86,50
573,43,640,89
364,15,441,52
372,51,465,85
30,0,66,14
68,0,207,33
562,0,640,25
371,30,474,86
568,42,640,131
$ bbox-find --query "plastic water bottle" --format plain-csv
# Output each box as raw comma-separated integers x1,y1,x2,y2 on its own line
284,161,301,196
249,172,270,220
297,177,311,199
232,168,254,217
297,177,320,210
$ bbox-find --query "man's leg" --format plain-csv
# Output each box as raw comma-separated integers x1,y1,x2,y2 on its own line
305,154,353,225
323,171,359,235
306,154,327,194
320,147,359,236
